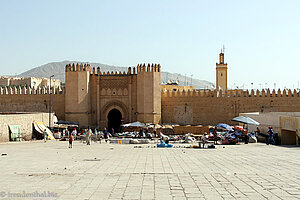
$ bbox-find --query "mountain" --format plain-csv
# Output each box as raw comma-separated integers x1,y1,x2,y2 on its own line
18,61,215,89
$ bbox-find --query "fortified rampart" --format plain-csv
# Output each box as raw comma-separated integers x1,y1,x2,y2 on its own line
161,89,300,125
65,63,161,128
1,61,299,129
0,112,55,142
0,87,65,120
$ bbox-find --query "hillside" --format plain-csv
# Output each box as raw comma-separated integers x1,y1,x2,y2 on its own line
18,61,214,89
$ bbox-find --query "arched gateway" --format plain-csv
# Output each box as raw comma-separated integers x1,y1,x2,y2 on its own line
107,108,122,133
101,100,128,133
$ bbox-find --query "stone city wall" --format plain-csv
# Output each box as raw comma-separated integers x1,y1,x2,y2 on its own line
0,112,55,142
0,86,65,121
161,89,300,126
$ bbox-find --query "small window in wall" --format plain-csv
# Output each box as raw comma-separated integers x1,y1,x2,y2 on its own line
221,73,223,77
173,89,177,91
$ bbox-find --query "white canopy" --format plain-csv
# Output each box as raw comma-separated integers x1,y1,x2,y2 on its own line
122,121,146,128
232,116,260,125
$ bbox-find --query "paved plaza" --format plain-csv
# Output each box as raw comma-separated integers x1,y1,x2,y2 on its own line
0,141,300,200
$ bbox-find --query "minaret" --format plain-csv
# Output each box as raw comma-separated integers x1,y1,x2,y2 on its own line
216,49,228,91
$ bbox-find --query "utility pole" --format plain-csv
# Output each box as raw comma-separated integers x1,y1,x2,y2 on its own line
49,75,54,128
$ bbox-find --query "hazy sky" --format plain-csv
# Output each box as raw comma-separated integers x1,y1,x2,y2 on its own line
1,0,299,90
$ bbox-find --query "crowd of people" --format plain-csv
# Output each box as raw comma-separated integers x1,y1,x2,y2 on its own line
43,124,279,148
45,126,159,148
208,126,278,146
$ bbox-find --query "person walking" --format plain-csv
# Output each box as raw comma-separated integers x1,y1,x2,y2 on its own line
213,128,218,145
255,127,260,138
86,127,92,145
66,129,69,138
43,129,47,143
103,128,108,143
153,125,157,138
94,128,98,143
69,134,73,148
111,128,115,137
244,129,249,144
71,128,77,140
267,126,275,145
139,128,143,138
62,128,66,138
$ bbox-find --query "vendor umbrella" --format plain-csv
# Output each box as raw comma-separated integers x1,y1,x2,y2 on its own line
216,123,234,131
232,116,260,125
122,121,147,128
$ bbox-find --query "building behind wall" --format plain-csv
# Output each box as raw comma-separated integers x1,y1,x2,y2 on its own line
0,76,61,88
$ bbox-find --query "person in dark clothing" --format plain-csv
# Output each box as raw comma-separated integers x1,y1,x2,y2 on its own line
244,129,249,144
139,128,143,138
267,126,275,145
103,128,108,142
111,128,115,137
213,128,218,145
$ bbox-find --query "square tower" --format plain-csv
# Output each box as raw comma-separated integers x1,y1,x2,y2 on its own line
65,64,91,127
136,64,161,124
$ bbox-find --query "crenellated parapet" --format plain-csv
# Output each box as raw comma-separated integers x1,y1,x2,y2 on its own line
65,63,92,72
66,63,161,76
137,63,161,73
89,66,139,76
161,88,300,98
0,86,64,95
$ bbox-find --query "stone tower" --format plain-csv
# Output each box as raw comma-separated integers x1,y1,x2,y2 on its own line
216,50,228,90
65,63,92,127
136,64,161,124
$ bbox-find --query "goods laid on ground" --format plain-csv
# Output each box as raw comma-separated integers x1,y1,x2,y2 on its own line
157,141,173,148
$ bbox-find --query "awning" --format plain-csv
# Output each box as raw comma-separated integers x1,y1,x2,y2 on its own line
232,116,260,125
8,125,21,140
9,125,20,134
33,122,55,140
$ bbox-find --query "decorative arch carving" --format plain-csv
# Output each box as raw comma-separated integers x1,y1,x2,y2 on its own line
101,88,106,96
123,88,128,96
107,89,112,96
118,88,122,96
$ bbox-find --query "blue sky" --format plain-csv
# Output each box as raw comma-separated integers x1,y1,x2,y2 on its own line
1,0,300,90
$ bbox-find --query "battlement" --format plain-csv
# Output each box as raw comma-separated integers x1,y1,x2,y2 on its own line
161,88,300,98
65,63,92,72
137,63,161,73
0,86,64,95
66,63,161,76
90,67,136,76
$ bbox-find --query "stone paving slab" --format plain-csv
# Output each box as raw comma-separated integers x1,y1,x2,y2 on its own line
0,141,300,199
